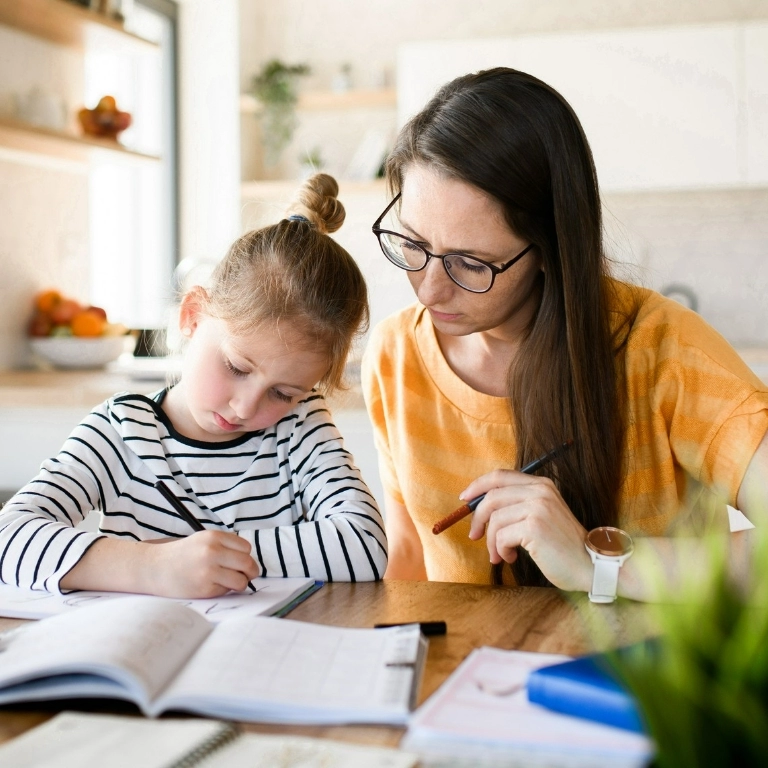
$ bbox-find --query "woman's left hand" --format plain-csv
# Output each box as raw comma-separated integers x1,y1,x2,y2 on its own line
464,470,593,591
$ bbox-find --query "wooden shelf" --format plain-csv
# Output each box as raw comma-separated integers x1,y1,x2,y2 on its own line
242,179,386,198
0,115,160,165
240,88,396,115
0,0,158,50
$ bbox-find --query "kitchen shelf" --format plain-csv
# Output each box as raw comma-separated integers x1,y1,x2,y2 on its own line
242,178,386,198
240,88,397,115
0,0,158,50
0,115,161,165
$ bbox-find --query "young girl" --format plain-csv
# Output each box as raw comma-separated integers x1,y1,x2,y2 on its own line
1,173,387,597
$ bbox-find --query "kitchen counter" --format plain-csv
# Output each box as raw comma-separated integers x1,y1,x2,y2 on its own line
0,365,366,411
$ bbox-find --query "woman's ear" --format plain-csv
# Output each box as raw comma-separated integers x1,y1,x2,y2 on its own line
179,285,208,337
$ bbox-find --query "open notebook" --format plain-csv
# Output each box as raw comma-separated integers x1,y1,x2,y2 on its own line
0,596,427,725
0,712,419,768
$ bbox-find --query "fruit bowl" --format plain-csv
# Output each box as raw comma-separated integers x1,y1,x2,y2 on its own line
30,336,135,370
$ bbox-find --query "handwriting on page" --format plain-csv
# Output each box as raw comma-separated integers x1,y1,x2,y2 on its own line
0,579,313,623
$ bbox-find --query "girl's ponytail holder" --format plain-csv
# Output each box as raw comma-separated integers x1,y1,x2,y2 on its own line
288,214,311,224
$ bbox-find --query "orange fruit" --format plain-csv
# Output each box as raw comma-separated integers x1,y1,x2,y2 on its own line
96,95,117,112
35,289,62,315
71,310,106,337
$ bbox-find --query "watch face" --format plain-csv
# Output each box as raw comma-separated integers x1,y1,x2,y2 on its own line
586,527,633,557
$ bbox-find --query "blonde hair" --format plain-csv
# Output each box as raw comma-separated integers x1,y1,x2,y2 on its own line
201,173,368,393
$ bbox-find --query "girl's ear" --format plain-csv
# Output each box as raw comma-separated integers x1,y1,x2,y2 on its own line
179,285,208,337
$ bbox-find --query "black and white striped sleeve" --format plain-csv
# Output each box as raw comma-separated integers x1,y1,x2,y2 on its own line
247,398,387,582
0,406,120,593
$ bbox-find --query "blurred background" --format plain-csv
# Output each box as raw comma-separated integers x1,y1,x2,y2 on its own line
0,0,767,504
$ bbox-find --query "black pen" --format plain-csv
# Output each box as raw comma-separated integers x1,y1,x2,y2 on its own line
374,621,447,636
154,480,257,593
432,439,575,535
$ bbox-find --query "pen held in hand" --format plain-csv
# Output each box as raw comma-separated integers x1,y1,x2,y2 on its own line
431,439,574,535
154,480,257,593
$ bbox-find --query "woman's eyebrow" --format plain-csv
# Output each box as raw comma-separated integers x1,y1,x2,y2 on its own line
398,218,503,261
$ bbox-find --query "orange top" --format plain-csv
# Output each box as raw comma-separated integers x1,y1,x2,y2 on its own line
361,281,768,584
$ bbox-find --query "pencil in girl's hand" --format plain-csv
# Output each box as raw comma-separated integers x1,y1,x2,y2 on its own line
431,440,574,535
154,480,257,593
155,480,205,531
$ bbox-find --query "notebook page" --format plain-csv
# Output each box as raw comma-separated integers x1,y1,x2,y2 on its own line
0,578,316,622
0,597,211,705
158,617,421,724
0,712,232,768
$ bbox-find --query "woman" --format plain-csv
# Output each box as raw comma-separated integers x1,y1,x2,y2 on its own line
361,68,768,601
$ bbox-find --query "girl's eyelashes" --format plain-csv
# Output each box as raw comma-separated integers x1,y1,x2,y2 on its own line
224,358,248,378
224,356,299,402
270,389,294,403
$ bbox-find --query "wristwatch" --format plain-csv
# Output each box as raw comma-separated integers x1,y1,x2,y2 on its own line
584,527,634,603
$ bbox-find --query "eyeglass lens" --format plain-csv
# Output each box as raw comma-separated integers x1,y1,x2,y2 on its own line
379,232,494,292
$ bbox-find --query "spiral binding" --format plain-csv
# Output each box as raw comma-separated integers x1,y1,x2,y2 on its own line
168,721,240,768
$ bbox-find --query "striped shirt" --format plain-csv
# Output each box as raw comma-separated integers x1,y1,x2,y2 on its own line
0,389,387,592
361,279,768,584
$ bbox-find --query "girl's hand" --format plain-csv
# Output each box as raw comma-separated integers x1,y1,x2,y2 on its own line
143,531,259,598
463,470,593,592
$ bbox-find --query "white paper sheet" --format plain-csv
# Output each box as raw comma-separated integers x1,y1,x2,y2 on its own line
0,578,317,623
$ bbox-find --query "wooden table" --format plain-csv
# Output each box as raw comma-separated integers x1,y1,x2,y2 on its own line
0,580,657,750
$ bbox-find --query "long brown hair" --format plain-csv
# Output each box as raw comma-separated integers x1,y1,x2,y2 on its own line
203,173,368,394
385,68,635,586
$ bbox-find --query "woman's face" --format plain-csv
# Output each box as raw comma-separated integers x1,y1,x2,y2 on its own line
397,164,543,340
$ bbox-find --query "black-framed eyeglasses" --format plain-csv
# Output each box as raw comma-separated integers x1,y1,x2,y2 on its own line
372,193,535,294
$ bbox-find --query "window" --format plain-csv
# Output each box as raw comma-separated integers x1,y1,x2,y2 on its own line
85,0,177,331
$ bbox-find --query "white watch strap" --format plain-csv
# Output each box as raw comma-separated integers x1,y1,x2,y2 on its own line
589,557,621,603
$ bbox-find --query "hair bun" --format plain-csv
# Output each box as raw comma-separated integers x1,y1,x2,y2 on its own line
287,173,345,234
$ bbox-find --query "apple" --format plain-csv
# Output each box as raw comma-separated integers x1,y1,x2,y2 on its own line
86,305,108,321
49,298,82,326
28,311,53,337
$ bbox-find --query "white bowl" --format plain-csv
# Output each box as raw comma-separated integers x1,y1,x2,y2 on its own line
30,336,134,370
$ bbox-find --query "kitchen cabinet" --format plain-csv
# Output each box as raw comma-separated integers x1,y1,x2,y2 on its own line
398,22,768,192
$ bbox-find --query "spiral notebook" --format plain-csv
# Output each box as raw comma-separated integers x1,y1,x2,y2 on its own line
0,712,419,768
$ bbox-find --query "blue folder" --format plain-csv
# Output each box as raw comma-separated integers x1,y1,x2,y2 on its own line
527,652,645,733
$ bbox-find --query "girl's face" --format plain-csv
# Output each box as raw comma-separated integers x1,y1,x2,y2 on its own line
170,298,329,442
397,163,543,340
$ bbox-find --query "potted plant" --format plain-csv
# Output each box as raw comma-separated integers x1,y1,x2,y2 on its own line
251,59,310,167
613,526,768,766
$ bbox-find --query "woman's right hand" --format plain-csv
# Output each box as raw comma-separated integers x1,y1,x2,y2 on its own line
143,531,260,598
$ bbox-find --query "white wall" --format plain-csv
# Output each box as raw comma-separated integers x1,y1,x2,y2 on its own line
398,24,768,191
239,0,768,92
